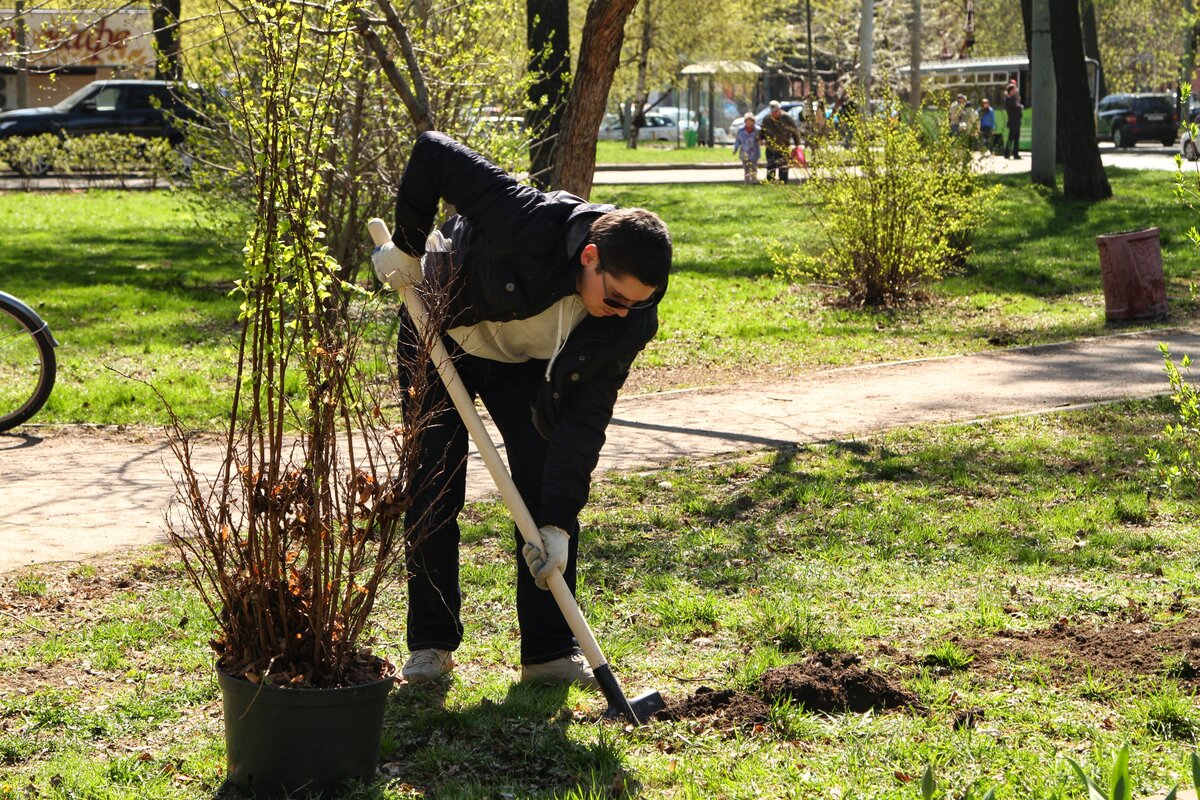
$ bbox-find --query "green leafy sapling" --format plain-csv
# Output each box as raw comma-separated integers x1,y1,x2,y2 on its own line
1066,745,1133,800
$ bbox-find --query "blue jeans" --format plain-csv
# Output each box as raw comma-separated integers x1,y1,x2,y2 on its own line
397,312,580,665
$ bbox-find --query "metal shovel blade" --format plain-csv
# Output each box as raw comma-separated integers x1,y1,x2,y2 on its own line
595,664,666,724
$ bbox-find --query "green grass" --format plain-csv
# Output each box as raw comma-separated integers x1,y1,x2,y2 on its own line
3,398,1200,797
3,168,1199,427
594,140,735,164
0,191,243,427
607,167,1200,382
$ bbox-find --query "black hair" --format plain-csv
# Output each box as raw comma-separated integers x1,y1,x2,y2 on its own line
588,208,672,287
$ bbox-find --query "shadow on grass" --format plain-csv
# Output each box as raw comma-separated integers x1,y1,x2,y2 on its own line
361,681,626,798
966,169,1200,298
1,233,236,290
589,397,1182,585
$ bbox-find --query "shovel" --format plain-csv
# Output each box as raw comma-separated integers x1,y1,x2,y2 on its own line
368,218,665,725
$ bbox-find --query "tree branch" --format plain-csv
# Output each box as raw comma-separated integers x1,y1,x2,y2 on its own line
353,5,433,133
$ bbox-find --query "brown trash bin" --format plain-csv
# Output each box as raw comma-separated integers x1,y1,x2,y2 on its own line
1096,227,1169,322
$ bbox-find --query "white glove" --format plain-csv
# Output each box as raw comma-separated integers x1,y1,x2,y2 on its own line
426,229,450,253
522,525,569,591
371,242,422,291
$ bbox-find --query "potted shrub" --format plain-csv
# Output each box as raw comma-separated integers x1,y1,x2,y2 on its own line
159,3,441,796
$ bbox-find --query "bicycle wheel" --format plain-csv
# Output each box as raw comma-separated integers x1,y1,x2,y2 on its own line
0,292,57,432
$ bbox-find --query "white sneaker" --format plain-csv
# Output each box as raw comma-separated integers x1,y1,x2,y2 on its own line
402,648,454,683
521,651,600,691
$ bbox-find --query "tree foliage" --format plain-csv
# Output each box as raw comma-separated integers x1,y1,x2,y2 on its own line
181,0,533,280
1095,0,1190,92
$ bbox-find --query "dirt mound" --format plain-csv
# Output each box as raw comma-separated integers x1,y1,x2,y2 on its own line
758,652,917,713
652,652,916,727
962,614,1200,685
652,686,773,725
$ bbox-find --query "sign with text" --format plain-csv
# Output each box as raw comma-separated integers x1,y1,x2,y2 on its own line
1,9,154,69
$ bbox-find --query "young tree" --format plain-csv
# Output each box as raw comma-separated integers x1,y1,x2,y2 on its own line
184,0,533,282
1050,0,1111,200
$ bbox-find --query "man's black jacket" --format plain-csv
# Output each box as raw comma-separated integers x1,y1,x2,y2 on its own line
393,131,667,530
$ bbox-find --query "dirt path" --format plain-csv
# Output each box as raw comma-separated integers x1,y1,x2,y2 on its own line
2,328,1198,574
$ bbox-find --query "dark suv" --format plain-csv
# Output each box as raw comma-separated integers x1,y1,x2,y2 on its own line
1096,93,1178,148
0,79,197,145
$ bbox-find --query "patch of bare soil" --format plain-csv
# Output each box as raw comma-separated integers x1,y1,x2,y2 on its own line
758,652,919,712
651,686,773,726
0,553,187,692
652,652,917,727
960,614,1200,685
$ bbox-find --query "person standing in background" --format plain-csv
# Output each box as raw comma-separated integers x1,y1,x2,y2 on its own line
1004,83,1023,159
732,112,760,185
978,97,996,152
760,100,801,184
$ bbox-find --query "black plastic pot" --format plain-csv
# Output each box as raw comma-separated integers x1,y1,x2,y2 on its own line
218,669,395,799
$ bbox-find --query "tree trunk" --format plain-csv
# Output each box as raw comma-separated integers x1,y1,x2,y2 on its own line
909,0,921,113
1080,0,1105,98
549,0,638,197
629,0,653,149
1020,0,1031,60
152,0,182,80
527,0,570,188
1049,0,1111,201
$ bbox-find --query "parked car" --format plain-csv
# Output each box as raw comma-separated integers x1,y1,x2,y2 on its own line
597,112,683,141
1095,92,1178,148
647,105,698,129
0,79,199,145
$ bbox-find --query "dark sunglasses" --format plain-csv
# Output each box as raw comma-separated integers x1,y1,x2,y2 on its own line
600,271,656,310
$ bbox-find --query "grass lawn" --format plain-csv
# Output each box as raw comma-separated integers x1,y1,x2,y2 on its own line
0,192,243,428
3,167,1199,428
3,398,1200,797
595,140,735,165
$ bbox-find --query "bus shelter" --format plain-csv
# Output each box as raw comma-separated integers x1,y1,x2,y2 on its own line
681,60,762,146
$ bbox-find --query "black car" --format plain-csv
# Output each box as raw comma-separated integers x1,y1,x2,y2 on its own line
0,79,197,145
1095,92,1178,148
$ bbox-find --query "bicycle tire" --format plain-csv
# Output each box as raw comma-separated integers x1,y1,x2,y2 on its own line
0,292,57,432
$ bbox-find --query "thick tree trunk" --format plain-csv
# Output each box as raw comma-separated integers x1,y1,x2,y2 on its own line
527,0,570,188
152,0,182,80
549,0,638,197
1049,0,1111,201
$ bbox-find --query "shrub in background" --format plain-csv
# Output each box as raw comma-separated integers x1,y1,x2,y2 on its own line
0,133,182,186
1,133,59,176
774,90,998,307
